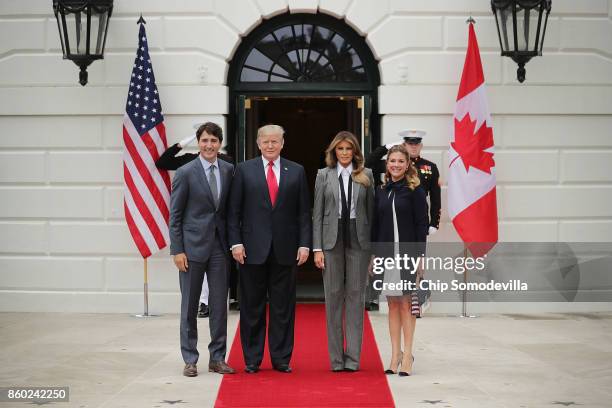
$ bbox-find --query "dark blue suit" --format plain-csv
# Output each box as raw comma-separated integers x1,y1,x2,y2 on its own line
169,158,234,364
228,156,312,366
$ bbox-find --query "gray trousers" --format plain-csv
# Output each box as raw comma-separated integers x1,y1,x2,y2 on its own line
179,236,228,364
322,220,369,370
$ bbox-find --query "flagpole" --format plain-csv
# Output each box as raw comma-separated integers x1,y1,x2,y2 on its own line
133,257,160,318
459,244,477,318
144,258,149,315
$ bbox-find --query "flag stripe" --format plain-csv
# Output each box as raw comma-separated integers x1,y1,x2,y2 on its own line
150,125,171,188
124,200,152,258
124,163,168,249
149,125,168,158
123,114,171,201
123,123,170,220
122,148,170,240
124,174,161,252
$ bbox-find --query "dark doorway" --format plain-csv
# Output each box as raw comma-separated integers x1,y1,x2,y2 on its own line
244,96,362,300
226,12,381,302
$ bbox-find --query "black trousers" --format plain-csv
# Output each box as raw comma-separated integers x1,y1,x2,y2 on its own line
239,248,296,367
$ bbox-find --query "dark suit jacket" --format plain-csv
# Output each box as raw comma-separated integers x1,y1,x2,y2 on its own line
156,143,234,170
371,182,428,245
227,156,312,265
169,157,234,262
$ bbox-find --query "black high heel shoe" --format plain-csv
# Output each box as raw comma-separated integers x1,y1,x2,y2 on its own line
384,351,403,375
398,355,414,377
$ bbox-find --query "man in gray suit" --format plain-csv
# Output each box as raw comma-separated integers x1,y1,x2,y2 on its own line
169,122,235,377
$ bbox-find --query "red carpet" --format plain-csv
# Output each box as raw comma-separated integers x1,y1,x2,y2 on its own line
215,304,394,408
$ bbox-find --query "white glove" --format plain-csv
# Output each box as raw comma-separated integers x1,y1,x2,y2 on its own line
178,134,197,148
385,139,404,149
428,226,438,235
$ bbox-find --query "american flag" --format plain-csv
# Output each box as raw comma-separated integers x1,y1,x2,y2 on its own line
122,22,171,258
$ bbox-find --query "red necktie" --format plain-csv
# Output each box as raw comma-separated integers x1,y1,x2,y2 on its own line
267,160,278,206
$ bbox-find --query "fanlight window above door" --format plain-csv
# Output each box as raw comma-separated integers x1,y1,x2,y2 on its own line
240,24,367,83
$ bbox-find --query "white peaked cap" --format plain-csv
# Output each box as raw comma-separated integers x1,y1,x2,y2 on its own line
398,129,426,140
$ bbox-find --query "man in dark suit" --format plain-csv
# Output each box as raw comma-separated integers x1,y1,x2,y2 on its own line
169,122,235,377
157,131,238,318
228,124,312,374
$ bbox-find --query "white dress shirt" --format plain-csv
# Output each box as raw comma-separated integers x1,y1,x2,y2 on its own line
262,155,280,186
337,163,356,219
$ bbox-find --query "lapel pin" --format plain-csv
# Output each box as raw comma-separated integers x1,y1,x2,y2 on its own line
284,167,288,171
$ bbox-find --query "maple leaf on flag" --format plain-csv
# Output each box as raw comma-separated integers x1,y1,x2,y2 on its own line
451,114,495,174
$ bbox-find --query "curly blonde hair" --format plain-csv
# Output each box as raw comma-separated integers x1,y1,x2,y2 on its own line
384,145,420,190
324,131,371,187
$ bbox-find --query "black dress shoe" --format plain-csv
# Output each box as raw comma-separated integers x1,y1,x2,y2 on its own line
244,365,259,374
198,303,209,318
272,364,292,373
229,300,240,311
365,301,379,311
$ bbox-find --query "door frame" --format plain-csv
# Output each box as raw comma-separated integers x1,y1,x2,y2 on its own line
228,91,379,164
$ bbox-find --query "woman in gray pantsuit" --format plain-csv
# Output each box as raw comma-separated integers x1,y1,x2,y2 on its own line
313,131,375,372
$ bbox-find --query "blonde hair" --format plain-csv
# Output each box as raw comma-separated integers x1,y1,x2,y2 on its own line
257,124,285,140
324,131,370,187
384,145,420,190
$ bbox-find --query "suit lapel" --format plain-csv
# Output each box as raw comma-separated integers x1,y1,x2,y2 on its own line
218,160,231,208
274,158,289,209
352,174,361,209
329,167,339,210
255,158,273,208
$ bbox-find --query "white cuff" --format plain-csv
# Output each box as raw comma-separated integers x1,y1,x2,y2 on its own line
230,244,244,251
385,140,404,149
179,134,197,148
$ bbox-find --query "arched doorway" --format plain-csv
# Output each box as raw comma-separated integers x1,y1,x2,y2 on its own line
227,12,380,300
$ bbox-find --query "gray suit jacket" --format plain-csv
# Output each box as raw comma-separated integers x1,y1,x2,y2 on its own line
312,166,375,251
169,157,234,263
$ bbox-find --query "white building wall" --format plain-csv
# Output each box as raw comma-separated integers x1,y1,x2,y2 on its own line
1,0,611,312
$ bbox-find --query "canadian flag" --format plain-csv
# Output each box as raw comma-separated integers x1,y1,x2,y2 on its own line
448,22,498,257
